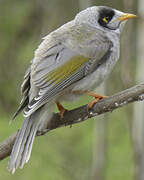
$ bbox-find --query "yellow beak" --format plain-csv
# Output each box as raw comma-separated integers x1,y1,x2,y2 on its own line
118,13,136,22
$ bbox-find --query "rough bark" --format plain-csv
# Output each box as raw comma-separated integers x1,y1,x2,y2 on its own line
0,83,144,161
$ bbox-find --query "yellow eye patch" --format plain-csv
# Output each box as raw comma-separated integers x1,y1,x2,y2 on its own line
102,17,108,23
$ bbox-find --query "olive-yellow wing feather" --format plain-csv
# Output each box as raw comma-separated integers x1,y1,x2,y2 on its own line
24,45,91,117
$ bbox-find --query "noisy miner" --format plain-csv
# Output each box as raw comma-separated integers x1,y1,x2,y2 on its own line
8,6,136,173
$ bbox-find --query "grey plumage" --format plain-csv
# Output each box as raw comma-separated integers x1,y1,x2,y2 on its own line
9,109,41,173
8,6,136,173
11,67,31,121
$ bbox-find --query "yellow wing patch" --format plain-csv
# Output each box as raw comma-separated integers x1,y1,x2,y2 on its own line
46,55,90,84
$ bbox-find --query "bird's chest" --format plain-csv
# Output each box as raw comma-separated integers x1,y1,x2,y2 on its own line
72,46,119,91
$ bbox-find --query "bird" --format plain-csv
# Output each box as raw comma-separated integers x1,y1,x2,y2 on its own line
8,6,136,173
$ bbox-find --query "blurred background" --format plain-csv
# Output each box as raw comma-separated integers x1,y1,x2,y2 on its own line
0,0,143,179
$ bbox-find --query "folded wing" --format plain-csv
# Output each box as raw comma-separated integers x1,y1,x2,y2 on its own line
24,43,91,117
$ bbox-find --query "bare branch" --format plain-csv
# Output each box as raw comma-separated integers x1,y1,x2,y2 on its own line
0,83,144,161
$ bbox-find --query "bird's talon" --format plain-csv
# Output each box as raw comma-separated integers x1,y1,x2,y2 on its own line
88,95,106,109
88,98,99,109
56,102,68,119
59,109,68,119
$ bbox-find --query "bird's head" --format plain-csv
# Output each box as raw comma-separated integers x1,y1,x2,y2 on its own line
75,6,136,35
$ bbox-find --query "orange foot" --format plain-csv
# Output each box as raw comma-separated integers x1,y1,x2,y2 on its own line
72,90,106,109
56,102,68,119
86,91,106,109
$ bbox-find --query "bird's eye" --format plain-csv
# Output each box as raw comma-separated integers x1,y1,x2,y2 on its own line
98,8,115,28
102,17,109,23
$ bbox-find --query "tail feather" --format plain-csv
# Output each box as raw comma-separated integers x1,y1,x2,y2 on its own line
15,119,37,170
8,104,53,174
9,117,30,168
8,111,40,174
20,123,38,168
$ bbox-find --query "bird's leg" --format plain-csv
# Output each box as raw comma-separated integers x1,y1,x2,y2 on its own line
56,102,68,119
72,90,106,109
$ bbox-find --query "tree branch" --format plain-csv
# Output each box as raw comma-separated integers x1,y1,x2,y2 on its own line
1,83,144,161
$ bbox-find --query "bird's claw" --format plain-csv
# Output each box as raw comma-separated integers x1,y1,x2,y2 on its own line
88,94,107,109
56,102,68,119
